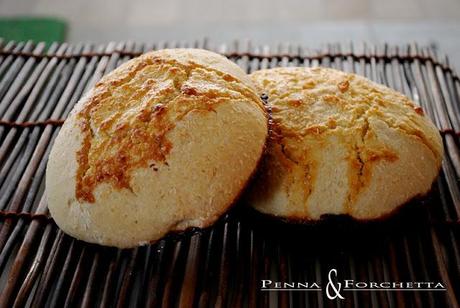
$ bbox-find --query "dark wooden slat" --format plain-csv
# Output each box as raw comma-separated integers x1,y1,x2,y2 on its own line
0,41,18,72
116,248,139,308
0,44,65,174
45,238,76,307
0,41,34,106
3,42,99,306
63,247,88,306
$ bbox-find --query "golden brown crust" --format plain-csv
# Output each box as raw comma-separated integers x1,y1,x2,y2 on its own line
46,48,268,248
248,67,443,220
75,52,264,203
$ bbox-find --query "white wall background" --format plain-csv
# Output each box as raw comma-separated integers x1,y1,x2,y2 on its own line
1,0,459,70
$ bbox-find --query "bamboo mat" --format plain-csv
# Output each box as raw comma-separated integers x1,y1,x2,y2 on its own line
0,39,459,307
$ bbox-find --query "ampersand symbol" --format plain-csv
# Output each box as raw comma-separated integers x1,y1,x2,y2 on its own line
326,269,345,300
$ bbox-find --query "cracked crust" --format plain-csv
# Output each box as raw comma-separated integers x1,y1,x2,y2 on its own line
46,49,268,248
247,67,443,220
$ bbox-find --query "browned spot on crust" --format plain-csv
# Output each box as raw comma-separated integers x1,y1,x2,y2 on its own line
222,74,237,82
181,86,198,96
327,118,337,129
338,80,350,93
137,108,151,122
414,106,424,116
302,80,316,89
75,55,265,203
323,94,341,105
288,99,302,107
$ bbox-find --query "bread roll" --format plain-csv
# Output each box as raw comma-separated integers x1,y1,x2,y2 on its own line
248,67,443,220
46,49,268,248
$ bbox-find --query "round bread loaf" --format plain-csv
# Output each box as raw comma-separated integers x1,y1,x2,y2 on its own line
248,67,443,221
46,49,268,248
